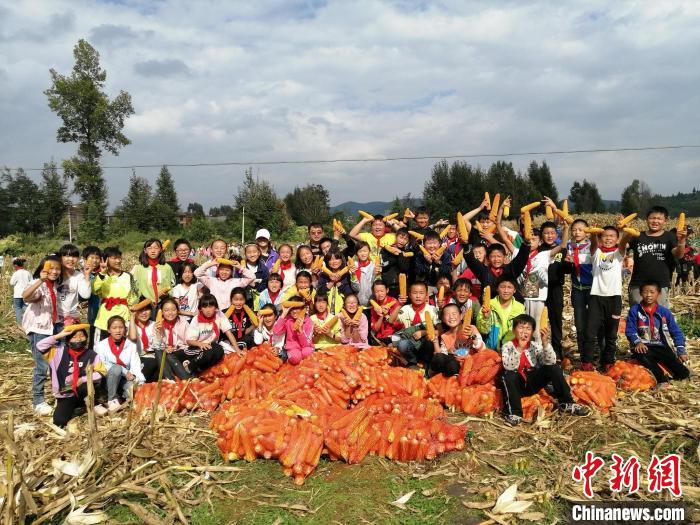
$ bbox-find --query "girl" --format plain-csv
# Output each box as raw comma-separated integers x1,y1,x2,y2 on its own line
206,239,230,277
183,294,235,374
429,304,484,377
92,246,136,342
369,280,402,345
22,255,63,416
348,242,374,306
96,316,144,412
170,262,202,321
36,325,108,427
311,293,342,348
282,271,316,308
316,250,354,314
168,238,194,281
195,257,256,311
244,243,270,308
295,245,320,285
273,297,314,365
255,229,279,271
338,294,369,349
131,239,176,307
258,273,284,311
130,300,157,355
276,243,296,291
253,303,285,354
145,298,191,382
56,244,92,327
226,287,256,349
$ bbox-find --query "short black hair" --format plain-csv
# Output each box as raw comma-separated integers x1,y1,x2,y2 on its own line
314,292,329,303
173,238,192,250
603,225,619,235
102,246,121,259
230,286,247,300
268,272,283,284
319,237,333,246
424,231,440,244
372,279,388,290
58,244,80,258
639,280,661,292
540,221,557,233
512,314,536,330
409,281,428,292
452,278,471,290
307,223,323,231
295,270,312,283
107,315,126,329
12,258,26,267
199,293,219,309
496,276,518,289
486,243,507,257
354,241,371,254
646,206,669,219
572,218,589,228
396,227,409,237
415,206,430,217
82,245,101,258
437,271,452,284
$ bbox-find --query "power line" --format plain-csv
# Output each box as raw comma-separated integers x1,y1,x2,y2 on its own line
8,143,700,172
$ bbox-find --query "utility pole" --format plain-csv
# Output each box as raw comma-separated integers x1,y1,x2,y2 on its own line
241,206,245,244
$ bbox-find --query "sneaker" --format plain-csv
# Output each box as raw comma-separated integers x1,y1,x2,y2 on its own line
93,404,108,417
107,399,124,413
182,360,191,373
654,381,670,391
34,402,53,417
580,362,595,372
504,414,523,426
601,363,614,373
560,403,590,416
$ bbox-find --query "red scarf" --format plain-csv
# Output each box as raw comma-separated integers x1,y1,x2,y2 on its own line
598,245,619,253
67,347,84,393
197,312,220,340
316,311,328,321
230,309,245,338
169,257,194,263
163,318,176,347
355,259,371,281
642,304,658,338
102,297,127,310
279,261,292,283
268,290,280,304
445,236,459,250
525,250,539,274
147,258,160,300
572,241,589,278
45,280,58,323
411,303,426,324
513,339,532,380
490,266,504,278
108,336,126,367
136,321,150,351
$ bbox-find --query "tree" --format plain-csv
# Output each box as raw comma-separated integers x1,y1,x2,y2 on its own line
39,160,69,234
1,168,43,234
187,202,205,218
151,165,180,232
45,39,134,240
232,168,292,240
114,171,153,232
389,193,422,214
620,179,653,215
284,184,331,226
209,205,234,217
484,161,539,212
568,180,605,213
527,161,558,203
423,160,487,219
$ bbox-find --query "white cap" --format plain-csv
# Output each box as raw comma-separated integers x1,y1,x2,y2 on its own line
255,228,271,240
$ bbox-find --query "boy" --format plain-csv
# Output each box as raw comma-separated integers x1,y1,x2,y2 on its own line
453,243,485,299
476,277,525,351
369,280,402,345
414,231,452,287
582,226,633,371
628,206,687,308
625,281,690,386
449,278,479,314
466,239,531,303
380,228,413,297
500,314,589,426
389,282,440,368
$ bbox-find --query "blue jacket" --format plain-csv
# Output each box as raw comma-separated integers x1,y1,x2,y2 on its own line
625,303,686,356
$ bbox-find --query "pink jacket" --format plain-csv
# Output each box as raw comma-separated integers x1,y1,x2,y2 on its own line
194,266,255,310
22,279,56,335
339,312,370,349
272,316,313,347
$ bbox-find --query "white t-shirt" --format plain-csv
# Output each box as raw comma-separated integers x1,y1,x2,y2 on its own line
518,250,551,302
10,269,32,298
591,249,624,297
95,337,145,383
170,283,201,320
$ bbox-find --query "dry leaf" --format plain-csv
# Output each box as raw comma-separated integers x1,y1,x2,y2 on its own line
492,484,533,515
390,490,415,509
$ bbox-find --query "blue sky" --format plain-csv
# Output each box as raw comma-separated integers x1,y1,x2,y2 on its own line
1,0,699,211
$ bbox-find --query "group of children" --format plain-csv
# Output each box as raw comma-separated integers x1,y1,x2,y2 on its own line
16,199,692,427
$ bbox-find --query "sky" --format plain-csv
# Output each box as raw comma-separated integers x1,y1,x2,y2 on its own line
1,0,699,211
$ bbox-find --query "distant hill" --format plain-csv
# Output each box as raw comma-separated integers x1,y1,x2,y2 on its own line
330,201,394,217
653,190,700,216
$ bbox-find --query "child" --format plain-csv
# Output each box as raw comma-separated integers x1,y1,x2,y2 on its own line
195,257,256,311
404,206,433,240
429,303,484,377
205,239,230,277
144,298,191,381
255,229,279,271
182,294,234,374
466,238,531,302
92,246,136,342
226,287,256,349
244,243,270,308
282,271,316,308
500,314,589,425
319,237,334,256
317,250,354,313
36,324,108,426
414,231,452,287
389,282,440,368
131,239,176,307
273,297,314,365
582,226,633,371
454,243,485,300
295,245,317,275
96,315,144,412
369,280,402,345
258,273,284,311
22,255,63,416
348,241,375,305
10,258,31,324
130,300,157,355
168,238,194,281
56,244,92,326
311,293,343,348
82,245,103,331
170,262,202,320
338,294,370,349
253,303,286,354
476,277,526,351
380,228,413,297
625,281,690,386
276,243,297,291
431,273,453,308
449,278,479,314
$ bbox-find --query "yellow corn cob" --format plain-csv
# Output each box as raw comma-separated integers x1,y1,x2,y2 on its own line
482,286,491,307
439,224,451,238
312,255,323,270
216,258,238,267
554,208,574,224
487,224,497,234
336,267,349,277
521,201,541,213
224,305,235,318
258,307,275,316
540,306,549,331
132,298,153,311
484,192,491,210
43,261,53,272
437,286,445,302
435,245,446,258
475,221,484,233
243,305,259,325
419,245,431,259
457,211,468,242
299,289,311,301
399,274,407,297
461,307,472,331
333,218,346,234
282,300,305,308
353,307,364,321
161,239,171,250
347,256,354,267
489,193,501,221
404,208,412,217
503,197,510,218
324,315,339,330
623,227,641,237
64,323,91,333
617,213,637,228
370,299,382,312
424,311,435,340
272,259,281,273
562,199,569,216
545,206,554,220
359,210,374,220
409,230,425,241
452,249,464,266
523,211,534,240
678,212,686,232
585,227,604,234
156,310,163,323
294,313,305,331
402,252,414,258
383,212,399,222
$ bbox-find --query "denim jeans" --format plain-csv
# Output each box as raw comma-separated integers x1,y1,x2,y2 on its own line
29,332,51,406
106,365,133,401
13,298,26,324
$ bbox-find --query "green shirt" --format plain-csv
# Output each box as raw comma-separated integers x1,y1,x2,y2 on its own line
130,264,176,303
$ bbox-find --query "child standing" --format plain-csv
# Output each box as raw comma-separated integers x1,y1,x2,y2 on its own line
56,244,93,327
338,294,370,349
258,273,284,311
273,297,315,365
92,247,136,342
466,239,531,302
255,229,279,271
389,282,440,368
131,239,176,307
414,231,452,287
10,258,31,324
625,281,690,386
195,257,256,311
168,239,194,281
274,244,296,291
243,243,270,308
500,314,589,426
476,277,526,351
311,294,342,348
379,228,413,297
317,250,354,314
429,304,484,377
170,262,202,321
348,242,376,306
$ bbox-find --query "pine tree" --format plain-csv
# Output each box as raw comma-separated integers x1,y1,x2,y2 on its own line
151,165,180,232
115,171,153,232
39,160,69,234
527,161,559,203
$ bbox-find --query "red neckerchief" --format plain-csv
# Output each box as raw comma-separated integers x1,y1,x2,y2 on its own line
642,304,658,338
102,297,127,310
169,257,194,263
411,303,426,324
268,290,280,304
598,245,619,253
230,309,245,338
67,347,85,393
525,249,539,274
572,241,589,278
136,321,150,351
108,336,126,367
147,258,160,299
490,266,504,278
45,280,58,322
163,318,176,347
355,259,371,281
316,311,328,321
445,236,459,249
513,338,532,380
279,261,292,282
197,312,220,339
